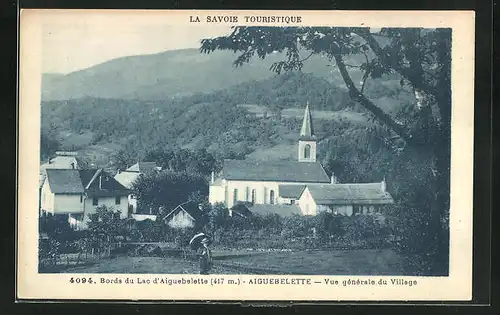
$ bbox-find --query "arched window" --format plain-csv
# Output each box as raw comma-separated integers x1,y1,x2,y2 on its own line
251,189,256,204
233,188,238,205
269,190,275,204
245,187,250,201
304,144,311,159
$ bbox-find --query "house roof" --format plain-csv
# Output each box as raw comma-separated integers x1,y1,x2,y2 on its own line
230,202,253,217
82,169,130,197
164,201,204,221
39,156,79,187
44,169,130,196
299,103,316,141
279,184,306,198
125,162,160,173
114,171,141,189
222,159,330,183
304,183,394,205
248,204,302,217
45,169,85,194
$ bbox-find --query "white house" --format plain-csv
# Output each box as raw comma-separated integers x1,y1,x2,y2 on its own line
296,182,393,216
41,168,130,229
209,103,394,217
114,161,162,215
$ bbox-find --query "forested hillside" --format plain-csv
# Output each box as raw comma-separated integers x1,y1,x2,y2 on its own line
41,49,342,101
41,69,415,178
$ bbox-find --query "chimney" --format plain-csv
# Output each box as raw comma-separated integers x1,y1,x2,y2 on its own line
330,174,337,184
71,162,75,169
211,171,215,184
99,175,102,190
381,177,386,192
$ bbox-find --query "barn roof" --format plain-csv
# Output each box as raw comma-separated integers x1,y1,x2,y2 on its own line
248,204,302,217
230,202,253,217
45,169,84,194
164,201,205,221
222,159,330,183
304,183,394,205
279,184,306,198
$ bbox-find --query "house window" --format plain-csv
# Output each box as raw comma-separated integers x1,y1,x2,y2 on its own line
251,189,256,204
233,188,238,205
92,197,98,206
115,196,121,205
304,144,311,159
269,190,275,204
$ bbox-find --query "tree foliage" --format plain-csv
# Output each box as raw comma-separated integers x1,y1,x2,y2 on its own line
200,26,451,274
131,170,208,214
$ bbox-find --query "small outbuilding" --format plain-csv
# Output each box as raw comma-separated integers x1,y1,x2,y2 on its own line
163,201,206,229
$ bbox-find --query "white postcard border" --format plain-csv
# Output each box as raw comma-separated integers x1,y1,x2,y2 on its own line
17,9,475,301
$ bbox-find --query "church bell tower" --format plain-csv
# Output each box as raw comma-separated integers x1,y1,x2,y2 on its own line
298,102,317,162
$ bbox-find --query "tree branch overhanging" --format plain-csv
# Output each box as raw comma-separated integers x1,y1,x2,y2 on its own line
354,30,439,100
331,48,414,143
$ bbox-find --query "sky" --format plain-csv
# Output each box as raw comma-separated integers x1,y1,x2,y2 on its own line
42,24,231,74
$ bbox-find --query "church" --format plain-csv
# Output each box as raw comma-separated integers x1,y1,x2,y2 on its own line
208,104,394,217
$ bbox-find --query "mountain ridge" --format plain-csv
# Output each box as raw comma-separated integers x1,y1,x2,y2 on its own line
41,48,358,101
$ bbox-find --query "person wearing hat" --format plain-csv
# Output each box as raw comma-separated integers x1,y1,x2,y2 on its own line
189,232,213,275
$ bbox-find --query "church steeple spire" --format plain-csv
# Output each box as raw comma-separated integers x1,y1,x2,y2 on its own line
299,101,315,141
298,102,317,162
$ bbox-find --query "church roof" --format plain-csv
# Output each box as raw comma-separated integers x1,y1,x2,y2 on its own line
222,159,330,183
299,102,315,141
304,183,394,205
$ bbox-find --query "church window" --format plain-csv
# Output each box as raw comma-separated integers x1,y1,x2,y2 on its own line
245,187,250,201
269,190,275,204
251,189,256,204
304,144,311,159
233,188,238,205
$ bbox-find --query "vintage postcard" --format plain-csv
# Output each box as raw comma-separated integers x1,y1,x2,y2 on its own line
17,9,475,301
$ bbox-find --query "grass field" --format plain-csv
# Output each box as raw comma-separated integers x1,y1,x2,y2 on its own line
54,249,408,275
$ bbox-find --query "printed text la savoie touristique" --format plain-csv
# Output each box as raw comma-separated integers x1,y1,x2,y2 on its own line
189,15,302,24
